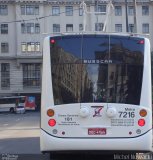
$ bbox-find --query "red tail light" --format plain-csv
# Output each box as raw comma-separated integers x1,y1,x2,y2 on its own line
138,40,144,44
138,119,145,127
48,119,56,127
50,39,55,44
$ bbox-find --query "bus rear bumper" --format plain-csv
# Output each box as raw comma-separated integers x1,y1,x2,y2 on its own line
40,129,152,152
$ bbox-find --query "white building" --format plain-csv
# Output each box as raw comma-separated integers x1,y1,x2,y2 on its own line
0,0,152,107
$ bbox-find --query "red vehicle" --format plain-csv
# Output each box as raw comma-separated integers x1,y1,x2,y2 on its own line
25,96,36,110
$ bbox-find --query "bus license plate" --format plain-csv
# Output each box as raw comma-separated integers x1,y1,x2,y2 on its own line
88,128,106,135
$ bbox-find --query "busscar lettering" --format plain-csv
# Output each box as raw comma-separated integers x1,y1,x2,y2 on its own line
83,59,112,64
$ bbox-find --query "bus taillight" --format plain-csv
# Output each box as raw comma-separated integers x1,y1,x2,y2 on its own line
139,109,147,117
138,119,145,127
138,40,144,44
47,109,54,117
50,39,55,44
48,119,56,127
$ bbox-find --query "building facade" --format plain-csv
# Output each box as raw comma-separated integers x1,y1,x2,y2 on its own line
0,0,152,107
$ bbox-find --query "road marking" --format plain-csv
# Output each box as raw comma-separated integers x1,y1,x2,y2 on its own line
0,127,40,131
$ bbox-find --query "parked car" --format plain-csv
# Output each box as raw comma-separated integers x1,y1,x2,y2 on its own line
15,105,25,114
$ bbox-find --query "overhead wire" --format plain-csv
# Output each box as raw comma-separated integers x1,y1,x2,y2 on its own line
0,5,82,55
0,1,113,89
0,8,81,24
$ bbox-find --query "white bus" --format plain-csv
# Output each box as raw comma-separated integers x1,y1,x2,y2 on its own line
0,96,36,113
41,33,152,155
0,96,26,113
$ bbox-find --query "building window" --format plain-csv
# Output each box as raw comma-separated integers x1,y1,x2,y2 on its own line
142,23,149,33
21,5,25,15
95,23,103,31
0,5,8,15
35,5,39,15
79,7,83,16
128,6,134,16
23,64,41,87
52,6,60,16
21,23,40,34
129,24,134,33
27,42,35,52
27,23,34,33
35,42,40,52
142,6,149,15
53,24,60,33
26,5,34,15
66,24,73,32
21,42,26,52
115,24,122,32
21,42,40,52
21,5,39,15
79,24,83,31
21,23,26,33
1,63,10,89
115,6,122,16
35,23,40,33
65,6,73,16
95,5,106,14
1,24,8,34
1,43,9,53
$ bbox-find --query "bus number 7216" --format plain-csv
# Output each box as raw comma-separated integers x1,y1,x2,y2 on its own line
119,111,135,118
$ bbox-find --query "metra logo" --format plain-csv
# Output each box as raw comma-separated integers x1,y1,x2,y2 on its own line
92,106,104,117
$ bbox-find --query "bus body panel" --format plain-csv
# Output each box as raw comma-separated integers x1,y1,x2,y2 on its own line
41,103,152,138
40,129,152,151
140,38,152,107
0,104,15,112
41,37,54,110
41,34,152,152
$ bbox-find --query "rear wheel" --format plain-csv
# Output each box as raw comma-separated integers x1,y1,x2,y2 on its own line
10,107,14,113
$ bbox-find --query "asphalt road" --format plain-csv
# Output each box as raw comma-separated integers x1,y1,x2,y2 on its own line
0,112,49,160
0,111,152,160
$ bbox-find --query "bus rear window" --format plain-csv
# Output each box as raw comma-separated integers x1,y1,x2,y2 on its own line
50,35,144,105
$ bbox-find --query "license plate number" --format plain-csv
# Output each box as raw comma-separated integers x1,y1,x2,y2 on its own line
88,128,106,135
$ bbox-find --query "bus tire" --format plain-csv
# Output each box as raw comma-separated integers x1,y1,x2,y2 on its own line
10,108,14,113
